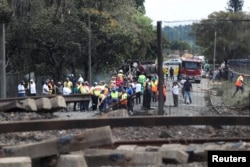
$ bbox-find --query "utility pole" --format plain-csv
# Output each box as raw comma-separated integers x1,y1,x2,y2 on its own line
0,23,6,98
88,13,92,85
157,21,164,115
213,30,217,82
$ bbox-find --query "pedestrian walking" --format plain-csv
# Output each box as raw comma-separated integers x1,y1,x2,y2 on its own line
183,78,192,104
172,81,179,107
169,67,174,80
180,77,186,98
232,74,244,97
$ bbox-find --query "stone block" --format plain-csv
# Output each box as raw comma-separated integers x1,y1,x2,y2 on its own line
20,98,37,111
160,145,189,164
35,98,52,110
84,149,162,166
56,154,87,167
0,157,31,167
50,95,66,109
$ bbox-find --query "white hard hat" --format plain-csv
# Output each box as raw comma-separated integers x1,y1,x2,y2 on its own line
119,70,123,73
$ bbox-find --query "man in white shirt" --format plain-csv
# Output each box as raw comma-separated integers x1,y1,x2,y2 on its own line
42,80,49,95
29,79,37,96
18,80,26,97
180,77,186,98
135,81,142,104
172,81,179,107
78,74,84,83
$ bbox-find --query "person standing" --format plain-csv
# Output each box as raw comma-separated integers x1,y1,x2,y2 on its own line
169,67,174,80
42,80,50,95
56,82,63,95
138,72,146,93
151,78,158,102
232,74,244,97
230,72,235,82
165,67,169,81
135,81,142,104
64,77,73,91
183,78,192,104
143,81,152,110
78,74,84,84
180,77,186,98
28,79,36,96
126,83,134,115
119,89,128,110
18,80,26,97
172,82,179,107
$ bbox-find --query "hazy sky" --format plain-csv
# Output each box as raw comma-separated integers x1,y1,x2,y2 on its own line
145,0,250,25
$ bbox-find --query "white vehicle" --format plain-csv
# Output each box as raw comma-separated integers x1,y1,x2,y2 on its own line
163,59,182,65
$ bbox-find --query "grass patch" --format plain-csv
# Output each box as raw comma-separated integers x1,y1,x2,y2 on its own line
221,79,250,108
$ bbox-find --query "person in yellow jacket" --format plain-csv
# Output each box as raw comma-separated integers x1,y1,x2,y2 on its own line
64,77,73,91
79,82,90,111
119,89,128,109
151,78,158,102
97,90,107,112
232,74,244,97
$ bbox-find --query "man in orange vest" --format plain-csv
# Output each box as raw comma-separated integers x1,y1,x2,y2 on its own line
232,74,244,97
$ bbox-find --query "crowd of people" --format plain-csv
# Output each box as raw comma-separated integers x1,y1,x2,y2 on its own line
17,71,170,115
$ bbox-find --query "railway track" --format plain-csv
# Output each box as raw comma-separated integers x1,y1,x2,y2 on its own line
0,80,250,148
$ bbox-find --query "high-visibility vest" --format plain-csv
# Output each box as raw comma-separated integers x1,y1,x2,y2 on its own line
138,75,146,84
80,85,88,94
111,91,118,99
151,81,158,92
235,76,243,87
93,85,102,96
120,93,128,105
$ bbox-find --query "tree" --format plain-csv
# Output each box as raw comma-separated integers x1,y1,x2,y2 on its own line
226,0,244,13
0,0,12,23
4,0,157,82
191,11,250,63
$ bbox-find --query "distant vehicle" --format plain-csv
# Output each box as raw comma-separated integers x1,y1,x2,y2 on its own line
180,56,202,83
163,59,182,65
116,59,157,80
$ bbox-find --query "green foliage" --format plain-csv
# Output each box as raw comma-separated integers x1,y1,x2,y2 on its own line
191,11,250,63
226,0,244,13
0,0,12,23
4,0,156,81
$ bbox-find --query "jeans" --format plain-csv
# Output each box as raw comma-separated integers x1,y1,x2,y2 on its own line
184,91,192,104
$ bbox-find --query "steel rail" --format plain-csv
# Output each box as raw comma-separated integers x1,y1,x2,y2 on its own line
108,137,250,147
1,116,250,133
0,94,90,106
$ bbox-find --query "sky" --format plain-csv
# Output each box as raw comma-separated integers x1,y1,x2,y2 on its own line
144,0,250,25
